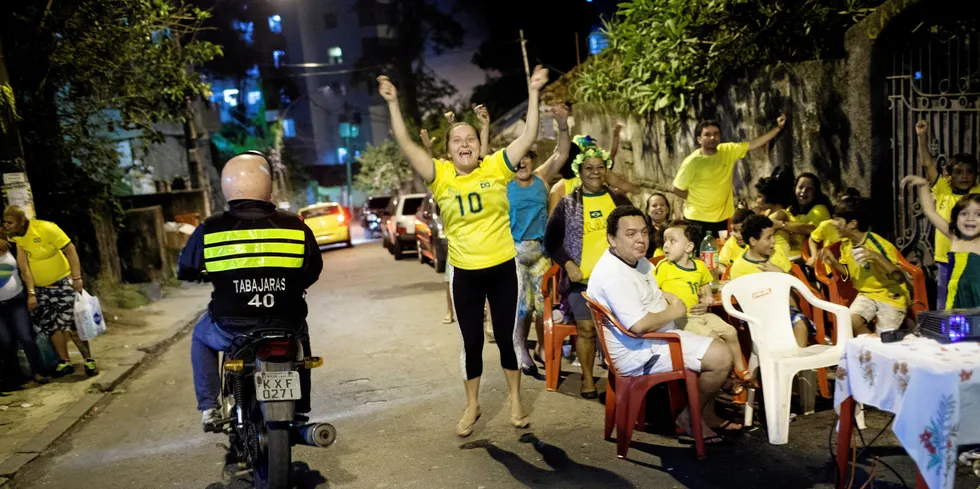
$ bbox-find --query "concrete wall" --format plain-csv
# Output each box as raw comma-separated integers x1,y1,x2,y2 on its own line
571,59,854,220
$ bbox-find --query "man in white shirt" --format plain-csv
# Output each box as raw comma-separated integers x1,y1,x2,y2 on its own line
586,206,738,439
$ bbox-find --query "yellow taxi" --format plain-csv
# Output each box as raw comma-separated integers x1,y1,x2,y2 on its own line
299,202,352,247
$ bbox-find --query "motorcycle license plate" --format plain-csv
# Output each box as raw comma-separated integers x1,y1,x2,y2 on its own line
254,371,301,401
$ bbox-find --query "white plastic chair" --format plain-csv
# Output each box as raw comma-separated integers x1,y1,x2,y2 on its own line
721,272,853,445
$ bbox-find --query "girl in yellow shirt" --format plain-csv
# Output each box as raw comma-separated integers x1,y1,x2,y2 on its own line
379,68,546,437
754,172,799,258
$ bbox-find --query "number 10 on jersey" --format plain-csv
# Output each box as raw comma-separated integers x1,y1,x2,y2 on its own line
455,192,483,216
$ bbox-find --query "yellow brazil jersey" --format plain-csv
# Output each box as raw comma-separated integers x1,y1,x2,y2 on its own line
653,247,664,258
839,232,910,309
719,236,747,267
672,142,749,222
809,219,841,275
932,178,980,263
729,247,793,279
428,149,517,270
799,204,831,226
579,191,617,282
655,259,712,309
763,208,796,258
563,177,581,196
10,219,72,287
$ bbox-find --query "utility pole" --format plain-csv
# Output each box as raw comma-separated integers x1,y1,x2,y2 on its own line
519,29,531,86
0,37,36,218
343,101,353,219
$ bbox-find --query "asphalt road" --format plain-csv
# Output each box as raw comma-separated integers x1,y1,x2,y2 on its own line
10,236,978,489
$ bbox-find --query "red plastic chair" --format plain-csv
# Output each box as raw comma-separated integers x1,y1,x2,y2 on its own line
896,253,929,320
542,264,578,391
582,293,706,460
649,255,665,266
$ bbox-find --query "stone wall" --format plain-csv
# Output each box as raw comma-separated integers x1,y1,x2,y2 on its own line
569,59,859,219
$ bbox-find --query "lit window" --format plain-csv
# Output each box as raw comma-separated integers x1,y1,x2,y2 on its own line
283,119,296,138
351,125,360,138
246,64,259,77
247,91,262,106
328,46,343,65
268,15,282,34
337,147,348,163
588,31,608,55
273,50,285,68
232,20,254,45
223,89,240,107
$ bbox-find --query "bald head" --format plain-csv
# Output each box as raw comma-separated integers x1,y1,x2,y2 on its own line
222,153,273,202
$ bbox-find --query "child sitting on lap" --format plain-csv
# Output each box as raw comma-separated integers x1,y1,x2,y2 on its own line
656,220,751,392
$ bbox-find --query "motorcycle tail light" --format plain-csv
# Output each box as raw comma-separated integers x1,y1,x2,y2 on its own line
257,340,294,360
397,225,406,234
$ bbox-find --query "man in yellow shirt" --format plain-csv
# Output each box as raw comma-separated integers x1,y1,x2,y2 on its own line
2,206,97,377
671,115,787,236
820,199,910,335
915,120,980,308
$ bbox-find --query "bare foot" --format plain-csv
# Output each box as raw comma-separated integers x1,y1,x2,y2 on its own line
509,398,529,428
456,406,481,437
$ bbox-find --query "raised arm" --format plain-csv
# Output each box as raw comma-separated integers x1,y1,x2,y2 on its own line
915,120,939,184
534,103,570,182
420,129,435,158
903,175,950,237
605,171,642,195
474,104,491,158
505,65,549,165
378,76,436,182
747,113,787,152
548,181,566,214
608,122,623,162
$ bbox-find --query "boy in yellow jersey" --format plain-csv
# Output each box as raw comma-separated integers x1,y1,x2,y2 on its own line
820,198,910,335
915,120,980,308
805,189,861,269
656,220,749,396
730,214,812,347
718,208,752,276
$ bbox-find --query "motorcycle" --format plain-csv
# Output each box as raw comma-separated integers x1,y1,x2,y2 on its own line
365,213,382,238
210,329,336,489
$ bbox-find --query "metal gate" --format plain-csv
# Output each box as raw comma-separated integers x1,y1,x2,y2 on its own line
886,20,980,265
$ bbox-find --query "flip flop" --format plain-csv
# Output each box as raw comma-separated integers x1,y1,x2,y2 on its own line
442,317,455,324
714,420,744,432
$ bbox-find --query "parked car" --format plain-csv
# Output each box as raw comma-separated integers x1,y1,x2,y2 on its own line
414,193,448,273
299,202,352,247
381,193,425,259
361,195,391,238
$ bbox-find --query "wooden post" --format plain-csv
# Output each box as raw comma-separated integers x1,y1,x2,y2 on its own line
519,29,531,86
575,32,581,66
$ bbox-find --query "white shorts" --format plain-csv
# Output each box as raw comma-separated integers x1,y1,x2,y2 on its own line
849,295,906,332
648,329,714,374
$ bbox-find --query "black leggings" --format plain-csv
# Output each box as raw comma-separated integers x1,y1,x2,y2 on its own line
450,259,520,380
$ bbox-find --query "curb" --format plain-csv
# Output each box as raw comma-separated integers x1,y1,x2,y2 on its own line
0,308,207,483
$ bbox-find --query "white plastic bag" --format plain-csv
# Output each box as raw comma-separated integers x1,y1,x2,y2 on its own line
74,291,107,341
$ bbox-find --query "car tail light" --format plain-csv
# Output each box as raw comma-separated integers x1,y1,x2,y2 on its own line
397,225,407,234
257,339,295,361
336,213,346,224
297,215,304,222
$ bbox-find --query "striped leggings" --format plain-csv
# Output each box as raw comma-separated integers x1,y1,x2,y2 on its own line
449,259,520,380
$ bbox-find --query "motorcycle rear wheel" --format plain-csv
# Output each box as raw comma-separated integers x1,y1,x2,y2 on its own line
254,427,291,489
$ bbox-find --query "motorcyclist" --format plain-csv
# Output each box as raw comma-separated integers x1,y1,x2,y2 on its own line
178,151,323,430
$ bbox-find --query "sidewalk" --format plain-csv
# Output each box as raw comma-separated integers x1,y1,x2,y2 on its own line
0,283,209,485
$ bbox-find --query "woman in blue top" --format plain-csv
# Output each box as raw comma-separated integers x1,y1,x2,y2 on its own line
507,103,571,374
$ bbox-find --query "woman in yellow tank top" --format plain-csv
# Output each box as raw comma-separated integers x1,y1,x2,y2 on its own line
378,67,547,437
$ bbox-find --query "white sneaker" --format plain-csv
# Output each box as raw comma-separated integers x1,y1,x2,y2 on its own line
202,408,221,431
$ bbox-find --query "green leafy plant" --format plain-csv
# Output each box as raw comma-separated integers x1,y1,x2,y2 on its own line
572,0,882,125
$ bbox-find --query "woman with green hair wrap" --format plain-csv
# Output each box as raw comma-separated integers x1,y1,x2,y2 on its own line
544,145,632,398
547,122,641,214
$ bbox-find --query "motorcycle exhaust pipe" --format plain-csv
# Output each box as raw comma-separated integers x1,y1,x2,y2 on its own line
293,422,336,448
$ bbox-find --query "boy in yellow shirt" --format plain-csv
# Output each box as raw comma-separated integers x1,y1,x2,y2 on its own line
819,198,910,335
730,214,811,347
916,120,980,308
718,208,752,277
806,188,861,269
656,220,750,390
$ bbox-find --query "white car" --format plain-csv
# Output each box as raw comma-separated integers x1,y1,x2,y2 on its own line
381,193,425,259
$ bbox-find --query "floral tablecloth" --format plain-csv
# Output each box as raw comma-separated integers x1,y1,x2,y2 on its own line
834,335,980,489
